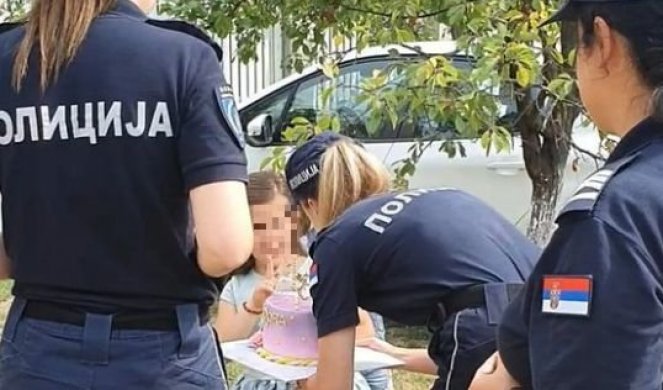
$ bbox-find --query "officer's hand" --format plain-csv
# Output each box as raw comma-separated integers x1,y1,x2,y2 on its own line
469,352,521,390
250,258,277,310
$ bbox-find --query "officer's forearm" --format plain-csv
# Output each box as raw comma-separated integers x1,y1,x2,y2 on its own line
392,348,438,375
0,236,10,279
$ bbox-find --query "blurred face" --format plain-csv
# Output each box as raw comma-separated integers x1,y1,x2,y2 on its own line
251,194,299,271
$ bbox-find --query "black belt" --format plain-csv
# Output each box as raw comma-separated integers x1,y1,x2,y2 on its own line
23,301,208,331
430,283,523,328
443,283,523,314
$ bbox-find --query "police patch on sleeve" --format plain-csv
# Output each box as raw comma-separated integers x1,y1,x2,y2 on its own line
541,275,593,317
215,85,245,149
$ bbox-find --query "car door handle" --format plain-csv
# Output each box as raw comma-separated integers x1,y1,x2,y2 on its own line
486,161,525,176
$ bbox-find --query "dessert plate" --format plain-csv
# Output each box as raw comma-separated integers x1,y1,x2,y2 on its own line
221,340,404,382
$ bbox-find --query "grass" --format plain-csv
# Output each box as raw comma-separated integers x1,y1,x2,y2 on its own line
0,281,12,301
386,326,435,390
0,281,12,326
226,325,435,390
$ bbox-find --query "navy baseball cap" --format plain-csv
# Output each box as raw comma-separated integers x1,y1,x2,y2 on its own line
541,0,626,26
285,132,345,202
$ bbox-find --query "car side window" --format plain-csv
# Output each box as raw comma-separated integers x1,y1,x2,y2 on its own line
240,87,293,142
243,57,519,145
284,60,402,141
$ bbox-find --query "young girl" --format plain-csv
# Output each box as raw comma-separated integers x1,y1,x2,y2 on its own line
214,170,389,390
285,132,539,390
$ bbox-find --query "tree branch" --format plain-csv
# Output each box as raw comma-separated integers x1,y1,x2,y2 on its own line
340,1,475,19
571,141,605,162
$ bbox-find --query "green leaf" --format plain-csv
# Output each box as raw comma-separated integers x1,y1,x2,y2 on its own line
260,156,274,170
387,107,399,131
492,127,509,153
321,62,339,79
516,65,532,87
333,33,345,48
458,142,467,158
318,115,332,130
480,130,492,155
366,114,382,135
320,86,334,108
331,116,341,132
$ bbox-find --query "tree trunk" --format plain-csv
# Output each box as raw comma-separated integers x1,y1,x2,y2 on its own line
521,115,571,246
527,166,563,245
520,21,579,246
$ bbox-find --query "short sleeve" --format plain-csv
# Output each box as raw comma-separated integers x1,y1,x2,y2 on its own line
220,277,238,308
512,216,663,390
179,45,247,191
310,237,360,338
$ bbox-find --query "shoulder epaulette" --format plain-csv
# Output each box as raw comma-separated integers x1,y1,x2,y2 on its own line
556,153,639,220
0,22,22,35
146,19,223,62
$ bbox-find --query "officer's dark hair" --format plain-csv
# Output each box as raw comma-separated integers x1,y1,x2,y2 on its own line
12,0,117,92
573,1,663,121
232,171,307,276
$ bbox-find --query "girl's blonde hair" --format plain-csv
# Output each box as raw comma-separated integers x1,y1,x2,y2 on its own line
12,0,117,92
316,139,391,227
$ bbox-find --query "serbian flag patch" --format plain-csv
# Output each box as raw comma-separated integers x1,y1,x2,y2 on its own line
309,262,318,287
542,275,593,317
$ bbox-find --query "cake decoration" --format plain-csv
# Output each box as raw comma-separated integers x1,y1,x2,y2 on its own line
257,258,318,366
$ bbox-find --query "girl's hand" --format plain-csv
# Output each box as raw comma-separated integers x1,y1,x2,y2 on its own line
249,258,277,310
356,337,400,357
248,331,263,348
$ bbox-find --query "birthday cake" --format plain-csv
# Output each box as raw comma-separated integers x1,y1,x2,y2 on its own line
257,291,318,366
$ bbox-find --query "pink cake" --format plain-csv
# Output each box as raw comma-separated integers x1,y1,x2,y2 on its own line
258,292,318,365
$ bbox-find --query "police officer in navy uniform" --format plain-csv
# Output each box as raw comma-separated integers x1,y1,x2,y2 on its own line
484,1,663,389
284,132,539,390
0,0,253,388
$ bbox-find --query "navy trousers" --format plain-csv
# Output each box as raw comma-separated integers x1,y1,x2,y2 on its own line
0,298,226,389
428,308,497,390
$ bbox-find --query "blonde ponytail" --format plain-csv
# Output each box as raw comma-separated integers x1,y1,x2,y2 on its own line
316,140,391,227
12,0,117,92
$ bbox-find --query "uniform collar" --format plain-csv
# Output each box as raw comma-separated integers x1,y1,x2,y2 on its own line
607,117,663,163
110,0,147,20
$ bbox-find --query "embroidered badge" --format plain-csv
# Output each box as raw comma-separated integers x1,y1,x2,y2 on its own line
309,262,318,287
216,85,245,149
541,275,592,317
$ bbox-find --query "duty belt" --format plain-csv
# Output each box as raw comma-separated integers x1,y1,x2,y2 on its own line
429,283,524,329
23,300,209,331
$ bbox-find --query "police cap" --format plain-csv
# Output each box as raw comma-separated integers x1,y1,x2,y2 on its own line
542,0,627,26
284,132,344,202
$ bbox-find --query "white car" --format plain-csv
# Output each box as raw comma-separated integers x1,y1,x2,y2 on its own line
238,41,601,229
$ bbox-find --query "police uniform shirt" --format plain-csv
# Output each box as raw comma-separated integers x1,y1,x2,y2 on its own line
498,117,663,390
309,189,539,337
0,0,247,310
